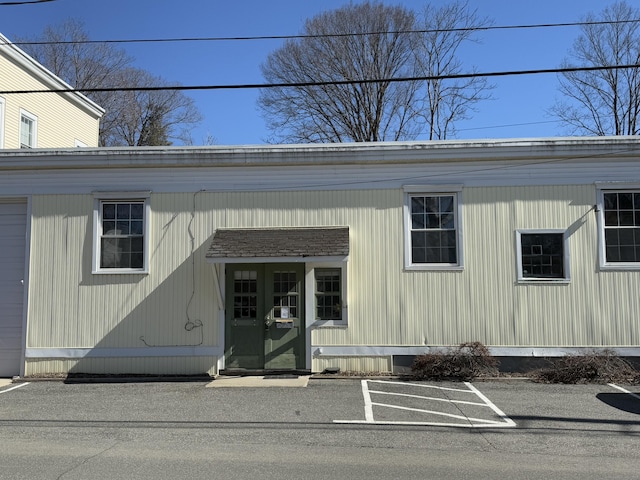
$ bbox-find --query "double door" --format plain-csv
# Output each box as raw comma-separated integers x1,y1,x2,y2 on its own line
225,264,305,370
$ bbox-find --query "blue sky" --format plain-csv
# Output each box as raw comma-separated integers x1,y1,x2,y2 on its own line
0,0,615,145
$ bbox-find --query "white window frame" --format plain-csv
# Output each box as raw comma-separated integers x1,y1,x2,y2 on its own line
0,97,5,148
516,229,570,283
19,109,37,149
596,184,640,270
403,185,464,271
92,192,151,274
305,262,347,327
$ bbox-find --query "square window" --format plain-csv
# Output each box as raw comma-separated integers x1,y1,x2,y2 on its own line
518,231,568,281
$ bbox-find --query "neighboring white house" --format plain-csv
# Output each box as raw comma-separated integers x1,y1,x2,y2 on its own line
0,33,104,149
1,137,640,377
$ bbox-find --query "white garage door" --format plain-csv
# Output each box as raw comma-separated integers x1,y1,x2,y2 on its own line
0,200,27,377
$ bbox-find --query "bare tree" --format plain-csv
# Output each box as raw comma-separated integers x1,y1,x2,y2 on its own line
414,1,493,140
258,1,492,143
102,68,202,146
18,20,202,146
550,1,640,136
259,1,422,143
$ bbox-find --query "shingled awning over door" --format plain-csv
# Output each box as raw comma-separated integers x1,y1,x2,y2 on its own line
205,226,349,263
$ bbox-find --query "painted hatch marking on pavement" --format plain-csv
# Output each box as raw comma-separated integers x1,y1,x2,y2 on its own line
334,380,516,428
0,382,29,394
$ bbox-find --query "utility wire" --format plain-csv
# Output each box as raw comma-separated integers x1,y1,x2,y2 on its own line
9,18,640,46
0,0,55,5
1,63,638,95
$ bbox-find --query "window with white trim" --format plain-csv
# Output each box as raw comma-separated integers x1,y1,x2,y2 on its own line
315,268,342,321
307,263,347,326
404,187,463,270
516,230,569,281
20,110,37,149
602,191,640,264
93,194,150,274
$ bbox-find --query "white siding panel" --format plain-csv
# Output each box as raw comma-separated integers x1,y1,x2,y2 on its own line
25,186,640,375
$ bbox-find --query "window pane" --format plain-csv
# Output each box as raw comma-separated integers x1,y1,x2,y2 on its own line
411,213,425,229
426,213,440,229
131,220,143,235
520,233,564,278
439,196,454,213
425,197,439,212
620,246,635,262
411,197,425,214
442,230,456,248
604,211,618,226
103,221,116,234
117,204,130,219
411,231,426,247
116,221,130,235
604,193,617,210
619,193,633,209
440,213,455,229
103,203,116,219
412,247,426,264
426,247,440,263
131,203,144,219
619,211,634,226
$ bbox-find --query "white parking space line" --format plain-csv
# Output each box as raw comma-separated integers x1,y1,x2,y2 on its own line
608,383,640,401
465,382,516,427
335,380,516,428
0,382,29,394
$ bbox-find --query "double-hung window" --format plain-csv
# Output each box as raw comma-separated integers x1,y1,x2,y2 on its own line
307,264,347,326
93,193,150,274
516,230,570,282
404,186,463,270
315,268,342,320
598,188,640,268
20,110,37,149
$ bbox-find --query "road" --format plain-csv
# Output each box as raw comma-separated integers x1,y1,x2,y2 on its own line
0,378,638,479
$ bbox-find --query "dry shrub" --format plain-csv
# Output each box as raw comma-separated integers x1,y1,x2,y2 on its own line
411,342,499,381
532,350,640,384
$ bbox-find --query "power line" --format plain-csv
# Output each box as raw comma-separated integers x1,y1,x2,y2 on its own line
456,120,559,132
9,18,640,46
1,63,638,95
0,0,55,5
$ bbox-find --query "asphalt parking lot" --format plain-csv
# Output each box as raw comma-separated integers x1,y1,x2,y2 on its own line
0,377,638,432
0,378,639,479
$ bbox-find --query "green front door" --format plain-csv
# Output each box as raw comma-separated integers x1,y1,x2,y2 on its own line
225,264,305,370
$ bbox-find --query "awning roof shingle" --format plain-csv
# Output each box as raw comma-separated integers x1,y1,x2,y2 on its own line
206,227,349,263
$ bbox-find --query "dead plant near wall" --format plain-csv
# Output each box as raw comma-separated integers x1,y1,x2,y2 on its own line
532,350,640,384
411,342,499,381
